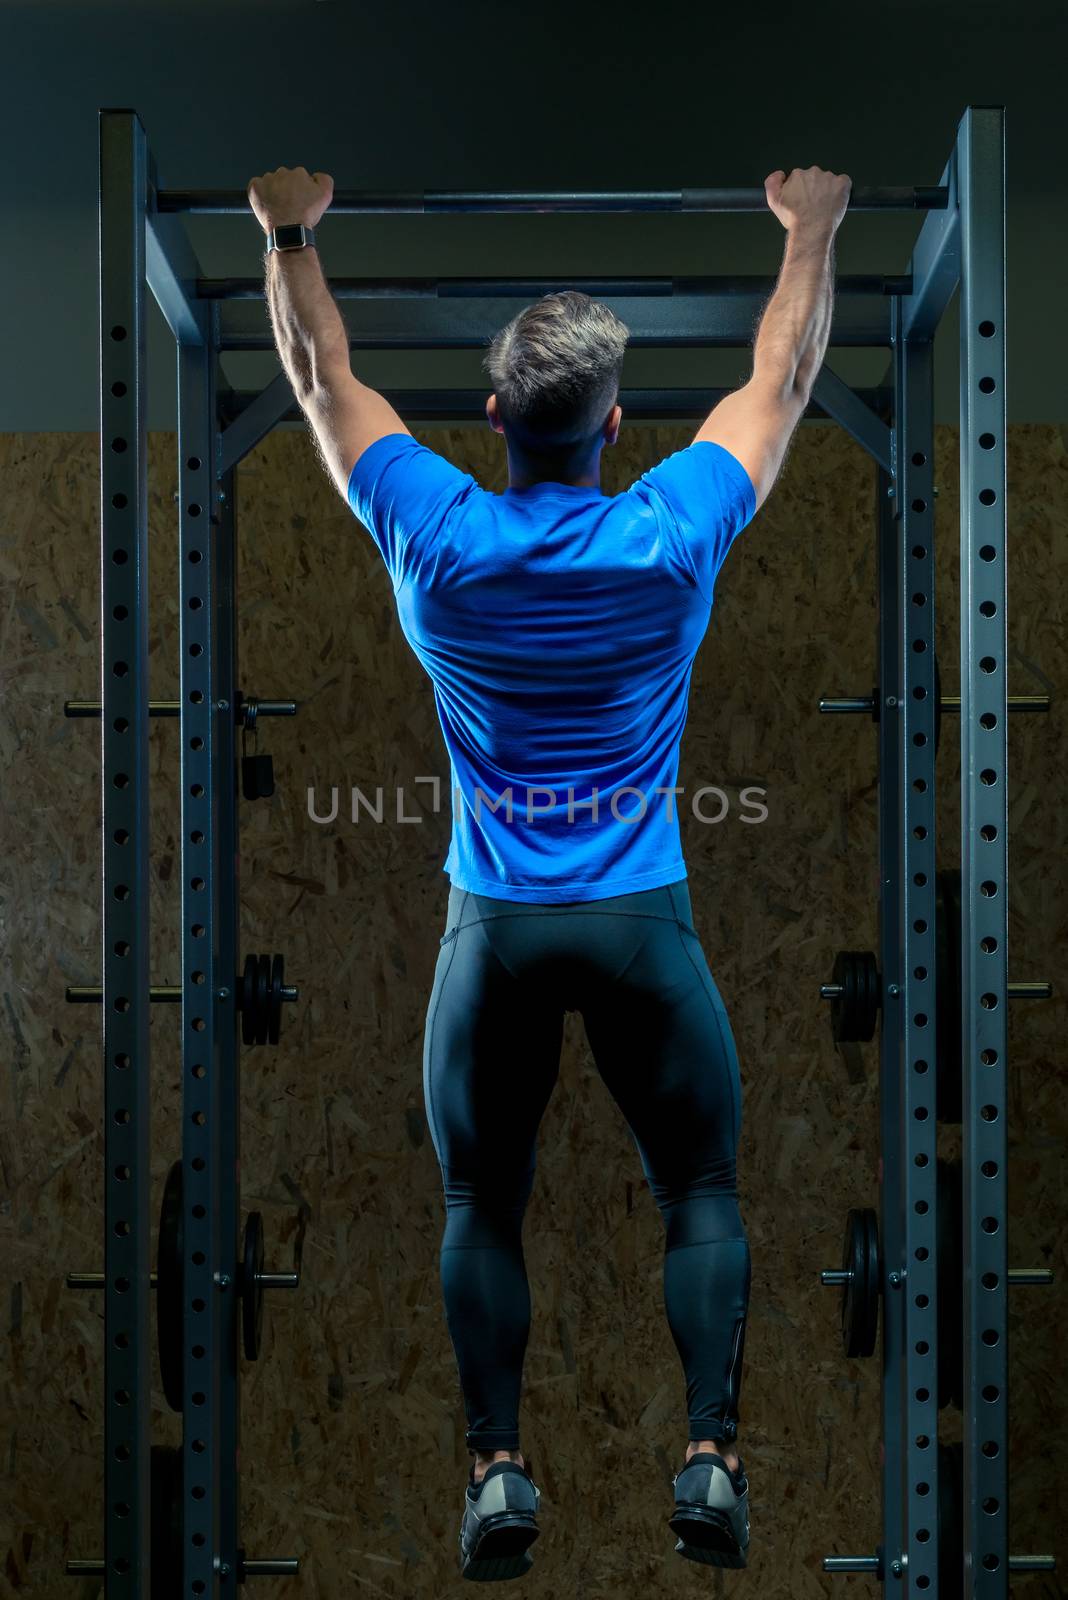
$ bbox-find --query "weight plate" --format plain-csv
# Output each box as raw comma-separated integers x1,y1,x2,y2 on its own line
268,953,284,1046
936,871,963,1123
150,1444,183,1599
242,1211,265,1361
156,1161,184,1413
937,1159,964,1410
255,953,270,1047
842,1207,880,1359
241,953,258,1047
831,951,880,1043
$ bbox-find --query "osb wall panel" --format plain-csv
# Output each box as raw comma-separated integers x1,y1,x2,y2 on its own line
0,422,1064,1598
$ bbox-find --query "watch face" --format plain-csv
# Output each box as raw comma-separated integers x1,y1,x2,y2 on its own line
273,224,306,250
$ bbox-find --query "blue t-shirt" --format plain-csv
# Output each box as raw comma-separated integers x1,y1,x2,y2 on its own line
347,433,755,903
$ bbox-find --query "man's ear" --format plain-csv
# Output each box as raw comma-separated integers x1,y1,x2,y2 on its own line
606,403,623,446
486,394,503,434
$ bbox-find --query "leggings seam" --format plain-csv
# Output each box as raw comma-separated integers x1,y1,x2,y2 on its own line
672,916,739,1142
425,917,464,1158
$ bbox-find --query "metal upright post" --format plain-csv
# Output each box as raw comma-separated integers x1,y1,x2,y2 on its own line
178,317,241,1586
957,105,1009,1599
892,311,942,1589
879,307,940,1589
98,107,152,1596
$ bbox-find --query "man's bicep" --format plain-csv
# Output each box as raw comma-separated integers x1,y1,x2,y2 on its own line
302,373,411,500
693,377,806,513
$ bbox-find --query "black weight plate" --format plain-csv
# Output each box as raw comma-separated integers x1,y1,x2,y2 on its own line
938,1441,964,1600
156,1161,183,1413
830,951,852,1042
242,1211,265,1361
150,1444,183,1599
255,953,270,1047
268,953,284,1046
936,871,963,1123
937,1159,964,1410
857,952,880,1042
842,1207,880,1359
831,951,880,1044
241,953,258,1047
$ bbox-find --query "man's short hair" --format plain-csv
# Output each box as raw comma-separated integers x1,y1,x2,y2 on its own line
483,290,630,446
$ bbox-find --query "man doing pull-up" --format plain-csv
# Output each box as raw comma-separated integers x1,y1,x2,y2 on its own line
248,162,850,1581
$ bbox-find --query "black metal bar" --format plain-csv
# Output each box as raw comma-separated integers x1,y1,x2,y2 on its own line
178,317,235,1592
903,150,961,342
818,693,1050,716
215,292,893,351
198,273,914,301
144,149,208,346
64,698,297,719
98,104,152,1599
881,306,941,1590
157,185,948,216
810,368,893,473
958,104,1009,1599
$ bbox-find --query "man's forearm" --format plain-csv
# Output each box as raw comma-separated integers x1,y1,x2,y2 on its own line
264,246,351,399
752,224,836,401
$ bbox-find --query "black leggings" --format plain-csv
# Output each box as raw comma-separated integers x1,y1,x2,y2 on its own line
422,877,750,1454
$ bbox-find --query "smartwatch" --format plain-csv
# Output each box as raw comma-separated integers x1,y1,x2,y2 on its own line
266,224,317,254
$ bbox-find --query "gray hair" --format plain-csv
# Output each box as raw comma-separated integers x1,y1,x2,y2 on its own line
482,290,629,444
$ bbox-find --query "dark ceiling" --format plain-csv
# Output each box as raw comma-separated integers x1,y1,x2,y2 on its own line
2,0,1064,427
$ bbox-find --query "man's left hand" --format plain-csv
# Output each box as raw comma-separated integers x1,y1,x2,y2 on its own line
247,166,334,233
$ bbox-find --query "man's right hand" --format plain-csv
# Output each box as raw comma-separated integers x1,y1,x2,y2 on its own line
764,166,852,235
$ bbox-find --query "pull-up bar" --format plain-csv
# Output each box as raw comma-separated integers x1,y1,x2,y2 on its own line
155,185,949,216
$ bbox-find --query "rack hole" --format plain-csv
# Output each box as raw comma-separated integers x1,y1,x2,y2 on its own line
979,432,996,450
978,320,996,338
979,376,996,394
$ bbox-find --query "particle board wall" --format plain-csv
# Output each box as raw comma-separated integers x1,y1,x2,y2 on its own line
1,421,1064,1598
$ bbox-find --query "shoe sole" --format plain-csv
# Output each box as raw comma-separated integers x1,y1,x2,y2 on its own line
461,1512,540,1582
669,1504,748,1569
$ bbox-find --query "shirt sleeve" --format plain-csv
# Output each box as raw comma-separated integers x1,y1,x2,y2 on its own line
346,432,478,589
628,440,757,602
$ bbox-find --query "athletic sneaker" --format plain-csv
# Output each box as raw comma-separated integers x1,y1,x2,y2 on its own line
669,1451,750,1569
458,1459,541,1582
